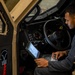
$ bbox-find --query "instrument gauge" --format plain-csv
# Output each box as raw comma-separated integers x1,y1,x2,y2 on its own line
33,31,42,40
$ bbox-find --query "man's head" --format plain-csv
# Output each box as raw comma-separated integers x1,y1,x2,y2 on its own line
65,4,75,29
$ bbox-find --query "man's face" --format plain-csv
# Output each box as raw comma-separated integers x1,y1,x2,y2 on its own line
65,12,75,29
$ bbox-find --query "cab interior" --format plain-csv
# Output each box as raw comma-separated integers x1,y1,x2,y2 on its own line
1,0,75,75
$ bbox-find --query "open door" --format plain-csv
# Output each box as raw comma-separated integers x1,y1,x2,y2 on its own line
0,0,40,75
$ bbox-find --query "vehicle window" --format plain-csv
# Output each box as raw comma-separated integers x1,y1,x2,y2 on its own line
28,0,60,17
39,0,60,14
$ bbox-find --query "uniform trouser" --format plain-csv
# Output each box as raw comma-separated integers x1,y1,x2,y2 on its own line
34,67,72,75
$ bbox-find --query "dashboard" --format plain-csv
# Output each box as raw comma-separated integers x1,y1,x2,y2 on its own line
20,18,71,54
24,21,51,54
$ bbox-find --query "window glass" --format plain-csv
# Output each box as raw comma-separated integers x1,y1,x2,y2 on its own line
29,0,60,16
39,0,60,13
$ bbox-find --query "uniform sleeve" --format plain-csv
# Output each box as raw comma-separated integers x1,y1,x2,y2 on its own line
48,35,75,72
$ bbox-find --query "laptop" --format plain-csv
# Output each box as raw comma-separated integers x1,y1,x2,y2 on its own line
25,42,58,61
25,42,41,59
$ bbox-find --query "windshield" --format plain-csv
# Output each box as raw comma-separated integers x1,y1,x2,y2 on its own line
39,0,60,14
29,0,60,16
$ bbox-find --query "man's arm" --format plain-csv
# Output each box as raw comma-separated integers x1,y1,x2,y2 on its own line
48,35,75,72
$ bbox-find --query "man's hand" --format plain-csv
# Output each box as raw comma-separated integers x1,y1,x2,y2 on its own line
52,51,67,60
34,58,48,67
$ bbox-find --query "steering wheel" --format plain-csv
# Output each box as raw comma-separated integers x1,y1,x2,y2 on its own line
43,19,71,50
